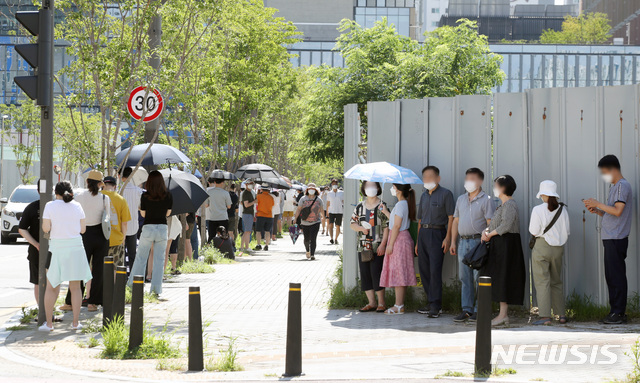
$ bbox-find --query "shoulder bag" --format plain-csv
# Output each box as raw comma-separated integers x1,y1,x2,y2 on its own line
529,203,564,249
101,194,112,240
299,196,318,221
462,241,489,270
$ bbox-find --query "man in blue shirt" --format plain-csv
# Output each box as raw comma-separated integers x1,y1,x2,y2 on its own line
584,155,633,325
416,166,455,318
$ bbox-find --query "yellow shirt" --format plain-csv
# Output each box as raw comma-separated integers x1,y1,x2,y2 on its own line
101,190,132,247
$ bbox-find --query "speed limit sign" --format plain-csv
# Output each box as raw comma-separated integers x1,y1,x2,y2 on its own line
127,86,164,122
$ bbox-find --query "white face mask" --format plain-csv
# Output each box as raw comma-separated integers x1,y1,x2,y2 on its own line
247,185,253,190
424,182,436,191
332,184,338,190
602,173,614,184
308,189,316,195
464,181,478,193
390,187,397,197
493,187,501,198
364,187,378,197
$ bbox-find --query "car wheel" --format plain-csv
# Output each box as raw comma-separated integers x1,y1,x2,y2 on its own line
0,234,10,245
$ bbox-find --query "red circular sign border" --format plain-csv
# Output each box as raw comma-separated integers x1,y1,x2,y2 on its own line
127,86,164,122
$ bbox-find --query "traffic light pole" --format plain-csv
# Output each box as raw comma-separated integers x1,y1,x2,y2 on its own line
37,0,54,326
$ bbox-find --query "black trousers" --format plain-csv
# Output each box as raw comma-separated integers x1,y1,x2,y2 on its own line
124,234,137,272
207,220,229,243
417,228,446,311
603,238,628,314
66,225,108,305
302,222,321,256
358,252,385,292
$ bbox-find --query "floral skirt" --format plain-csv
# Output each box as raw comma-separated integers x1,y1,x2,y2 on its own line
380,230,417,287
47,237,93,288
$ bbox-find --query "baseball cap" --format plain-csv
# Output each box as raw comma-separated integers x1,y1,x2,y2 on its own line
103,176,117,185
86,169,104,181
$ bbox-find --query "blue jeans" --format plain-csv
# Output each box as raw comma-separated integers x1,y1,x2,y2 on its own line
128,224,168,295
457,237,480,313
190,223,199,259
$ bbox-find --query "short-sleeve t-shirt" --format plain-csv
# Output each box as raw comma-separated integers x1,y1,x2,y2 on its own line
140,193,173,225
102,190,132,247
241,190,255,215
298,195,325,226
389,200,411,231
19,200,40,258
256,191,275,218
75,190,108,226
228,192,239,218
602,178,633,240
43,199,86,239
206,187,232,221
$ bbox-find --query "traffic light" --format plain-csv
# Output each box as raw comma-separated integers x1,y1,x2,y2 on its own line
14,6,53,106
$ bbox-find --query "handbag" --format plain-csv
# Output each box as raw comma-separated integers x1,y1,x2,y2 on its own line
299,196,318,221
101,194,112,240
529,203,564,249
462,241,489,270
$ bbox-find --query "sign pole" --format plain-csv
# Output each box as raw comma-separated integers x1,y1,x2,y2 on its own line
37,0,54,326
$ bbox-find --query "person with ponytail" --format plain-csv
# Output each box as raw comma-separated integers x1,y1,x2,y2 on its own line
529,180,570,325
213,225,235,260
379,183,417,314
40,181,92,332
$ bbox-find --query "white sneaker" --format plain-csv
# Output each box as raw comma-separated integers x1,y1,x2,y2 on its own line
71,323,83,331
38,323,53,332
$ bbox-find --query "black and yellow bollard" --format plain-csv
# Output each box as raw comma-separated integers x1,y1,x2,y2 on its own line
128,275,145,350
112,266,127,322
188,286,204,371
284,282,302,377
102,256,114,327
475,276,492,375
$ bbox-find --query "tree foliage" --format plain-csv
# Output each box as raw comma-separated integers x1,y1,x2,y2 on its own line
301,19,505,162
0,102,40,184
540,13,611,45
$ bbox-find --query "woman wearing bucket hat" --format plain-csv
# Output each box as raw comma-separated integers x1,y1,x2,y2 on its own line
294,183,325,260
529,180,570,325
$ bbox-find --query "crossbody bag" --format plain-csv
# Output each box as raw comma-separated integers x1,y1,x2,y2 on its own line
529,203,564,249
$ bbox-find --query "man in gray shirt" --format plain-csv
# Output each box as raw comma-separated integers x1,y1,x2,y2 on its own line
416,166,455,318
584,155,632,325
205,177,232,243
449,168,494,322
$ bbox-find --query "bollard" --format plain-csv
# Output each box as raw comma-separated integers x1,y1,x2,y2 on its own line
128,275,145,350
112,266,127,322
188,286,204,371
475,276,492,375
102,256,114,327
284,282,302,377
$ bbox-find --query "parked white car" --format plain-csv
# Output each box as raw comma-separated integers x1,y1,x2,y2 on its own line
1,185,39,244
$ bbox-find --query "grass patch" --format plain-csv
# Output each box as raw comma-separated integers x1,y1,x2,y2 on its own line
566,292,640,322
201,244,236,264
438,370,465,377
124,287,161,305
178,260,215,274
156,358,186,371
78,337,100,348
437,367,517,379
7,325,30,331
612,337,640,383
20,307,38,324
206,337,243,372
81,318,102,334
100,316,181,360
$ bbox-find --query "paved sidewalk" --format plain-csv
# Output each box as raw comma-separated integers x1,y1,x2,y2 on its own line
2,234,639,382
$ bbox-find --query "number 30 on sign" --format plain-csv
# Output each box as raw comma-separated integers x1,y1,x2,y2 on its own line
127,86,164,122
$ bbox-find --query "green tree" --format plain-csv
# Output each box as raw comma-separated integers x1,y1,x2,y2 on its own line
0,103,40,184
540,13,611,44
301,18,504,162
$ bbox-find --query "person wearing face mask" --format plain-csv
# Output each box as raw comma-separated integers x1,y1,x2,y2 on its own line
584,154,632,325
350,181,390,312
294,183,325,260
481,175,525,326
449,168,494,322
326,178,344,245
529,180,570,325
239,179,256,254
416,165,455,318
379,183,417,314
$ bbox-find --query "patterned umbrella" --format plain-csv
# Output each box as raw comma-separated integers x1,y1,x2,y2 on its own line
289,224,301,244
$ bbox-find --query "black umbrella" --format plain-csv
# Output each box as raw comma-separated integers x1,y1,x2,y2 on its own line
234,163,280,180
209,169,238,181
159,169,208,216
116,143,191,167
257,177,291,190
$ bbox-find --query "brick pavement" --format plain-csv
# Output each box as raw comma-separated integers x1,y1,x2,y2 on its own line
3,234,640,382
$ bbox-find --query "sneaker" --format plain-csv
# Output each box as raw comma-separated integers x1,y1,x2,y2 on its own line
38,323,53,332
453,311,471,322
254,245,262,251
264,245,269,251
428,308,442,318
602,313,626,325
335,239,339,245
310,255,315,261
417,306,431,315
72,323,84,330
329,239,334,244
469,312,477,321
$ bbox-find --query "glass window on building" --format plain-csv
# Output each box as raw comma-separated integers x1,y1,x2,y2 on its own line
358,0,367,6
300,51,311,67
611,56,621,86
432,8,439,13
566,55,576,87
377,0,385,6
623,56,633,85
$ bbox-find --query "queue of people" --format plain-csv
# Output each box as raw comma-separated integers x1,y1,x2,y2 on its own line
349,154,632,326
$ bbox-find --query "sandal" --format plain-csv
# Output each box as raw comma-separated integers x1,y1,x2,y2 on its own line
532,318,551,326
558,316,568,324
58,304,72,311
376,305,386,313
87,304,98,312
384,304,405,315
359,304,377,312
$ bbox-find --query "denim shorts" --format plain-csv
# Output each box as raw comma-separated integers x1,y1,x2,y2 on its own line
242,213,254,233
